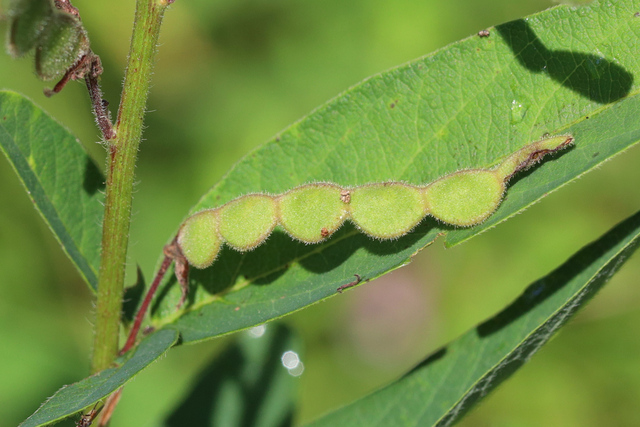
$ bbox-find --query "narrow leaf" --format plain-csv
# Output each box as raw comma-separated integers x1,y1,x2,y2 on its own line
307,210,640,427
0,90,104,290
19,329,178,427
163,323,301,427
152,0,640,344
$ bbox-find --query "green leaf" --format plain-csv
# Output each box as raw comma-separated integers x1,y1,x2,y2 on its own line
19,329,178,427
307,209,640,426
162,323,301,427
151,0,640,343
0,90,104,290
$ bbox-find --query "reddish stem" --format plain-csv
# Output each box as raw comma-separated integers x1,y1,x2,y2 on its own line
85,57,116,140
119,255,173,355
97,388,122,427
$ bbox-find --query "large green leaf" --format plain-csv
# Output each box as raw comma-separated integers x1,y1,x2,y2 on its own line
19,329,178,427
0,90,104,290
307,209,640,426
162,323,301,427
25,210,640,427
151,0,640,343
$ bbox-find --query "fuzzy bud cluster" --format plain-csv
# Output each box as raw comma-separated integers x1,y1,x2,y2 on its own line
7,0,90,80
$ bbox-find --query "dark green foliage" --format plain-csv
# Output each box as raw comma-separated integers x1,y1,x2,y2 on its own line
6,0,90,80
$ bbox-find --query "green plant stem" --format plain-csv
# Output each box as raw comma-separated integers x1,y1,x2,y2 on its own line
91,0,170,374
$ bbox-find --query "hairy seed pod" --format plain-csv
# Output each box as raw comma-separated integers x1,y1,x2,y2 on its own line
424,170,504,226
278,184,349,243
218,194,277,251
35,12,89,80
7,0,53,57
177,210,221,269
350,183,426,239
175,135,574,271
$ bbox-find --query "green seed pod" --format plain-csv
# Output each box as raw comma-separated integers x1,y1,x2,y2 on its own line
177,210,222,269
218,194,277,251
174,135,573,273
350,183,425,239
35,12,89,80
278,184,349,243
424,170,504,226
7,0,53,57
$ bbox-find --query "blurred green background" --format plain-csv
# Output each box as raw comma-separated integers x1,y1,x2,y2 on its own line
2,0,640,425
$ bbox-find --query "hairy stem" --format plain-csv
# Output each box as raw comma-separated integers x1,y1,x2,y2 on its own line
91,0,170,374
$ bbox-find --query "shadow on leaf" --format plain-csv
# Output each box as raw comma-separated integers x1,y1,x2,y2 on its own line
496,19,633,103
478,210,640,336
82,156,105,195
